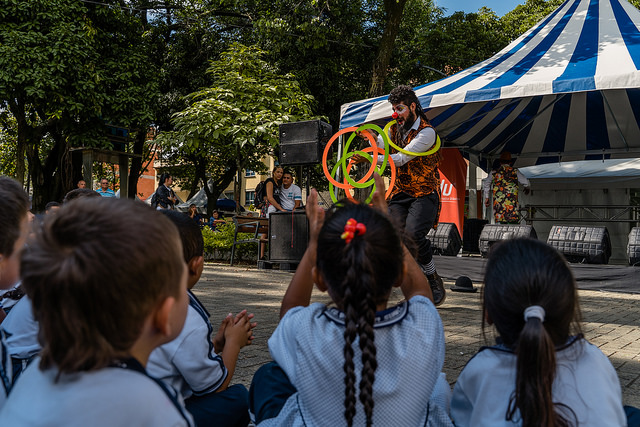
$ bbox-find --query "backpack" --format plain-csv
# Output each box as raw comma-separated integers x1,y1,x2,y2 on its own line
254,180,267,208
150,192,159,209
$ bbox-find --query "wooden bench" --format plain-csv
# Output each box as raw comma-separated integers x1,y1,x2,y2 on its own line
230,216,269,266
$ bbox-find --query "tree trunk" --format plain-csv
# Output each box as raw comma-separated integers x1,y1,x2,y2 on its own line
128,127,146,199
8,100,27,185
202,163,237,217
369,0,408,97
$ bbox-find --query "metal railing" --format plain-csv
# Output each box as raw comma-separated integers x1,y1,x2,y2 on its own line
520,205,640,226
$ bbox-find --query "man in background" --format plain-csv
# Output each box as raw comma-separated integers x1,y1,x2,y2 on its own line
96,178,116,198
279,171,301,211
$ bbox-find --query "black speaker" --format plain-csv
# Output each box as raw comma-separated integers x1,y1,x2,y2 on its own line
628,227,640,266
479,224,537,258
427,223,462,256
547,225,611,264
279,120,333,166
463,218,488,253
269,211,309,262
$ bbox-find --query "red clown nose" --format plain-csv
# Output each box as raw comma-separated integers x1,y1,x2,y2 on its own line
391,111,399,119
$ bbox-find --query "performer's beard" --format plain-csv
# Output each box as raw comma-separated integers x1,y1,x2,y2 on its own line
398,111,417,140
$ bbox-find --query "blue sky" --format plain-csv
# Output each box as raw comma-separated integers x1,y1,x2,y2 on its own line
433,0,524,16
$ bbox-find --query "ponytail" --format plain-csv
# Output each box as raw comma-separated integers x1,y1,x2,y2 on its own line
508,315,570,427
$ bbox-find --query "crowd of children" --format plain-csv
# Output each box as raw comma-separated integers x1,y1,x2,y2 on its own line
0,174,636,426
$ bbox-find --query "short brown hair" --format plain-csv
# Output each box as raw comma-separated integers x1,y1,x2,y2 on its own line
0,176,29,257
21,197,185,374
63,188,101,203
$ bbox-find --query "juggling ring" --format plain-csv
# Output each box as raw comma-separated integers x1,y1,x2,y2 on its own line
322,124,395,203
381,120,442,156
342,146,396,204
322,121,441,204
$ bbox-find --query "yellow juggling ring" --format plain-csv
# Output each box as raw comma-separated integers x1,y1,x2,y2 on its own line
382,120,441,156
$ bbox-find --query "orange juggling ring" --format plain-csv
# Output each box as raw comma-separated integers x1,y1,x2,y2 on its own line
322,124,396,204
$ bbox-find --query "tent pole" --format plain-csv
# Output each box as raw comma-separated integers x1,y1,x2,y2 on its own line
602,92,629,151
491,93,569,156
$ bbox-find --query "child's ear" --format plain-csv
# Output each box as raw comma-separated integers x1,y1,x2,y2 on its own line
312,266,328,292
187,256,204,287
153,296,177,338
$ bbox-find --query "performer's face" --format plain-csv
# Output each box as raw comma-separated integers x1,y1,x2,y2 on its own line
392,102,416,131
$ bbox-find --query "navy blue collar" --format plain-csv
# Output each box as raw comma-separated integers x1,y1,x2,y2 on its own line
322,300,410,328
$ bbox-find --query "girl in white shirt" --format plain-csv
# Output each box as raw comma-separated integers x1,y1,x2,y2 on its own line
250,178,451,427
451,238,626,427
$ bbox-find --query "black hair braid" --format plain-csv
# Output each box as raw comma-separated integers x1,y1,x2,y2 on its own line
356,257,378,427
316,202,404,426
341,249,360,427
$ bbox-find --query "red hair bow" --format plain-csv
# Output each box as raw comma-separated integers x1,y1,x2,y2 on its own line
341,218,367,244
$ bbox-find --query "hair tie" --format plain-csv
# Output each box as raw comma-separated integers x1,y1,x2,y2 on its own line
341,218,367,244
524,305,545,322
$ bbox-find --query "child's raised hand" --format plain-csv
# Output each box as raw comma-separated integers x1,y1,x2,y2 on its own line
232,309,258,345
224,311,255,349
305,189,326,242
371,173,388,214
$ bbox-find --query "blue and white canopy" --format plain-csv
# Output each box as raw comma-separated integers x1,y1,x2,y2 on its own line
339,0,640,169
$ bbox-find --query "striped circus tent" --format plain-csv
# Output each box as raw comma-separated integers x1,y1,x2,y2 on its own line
339,0,640,169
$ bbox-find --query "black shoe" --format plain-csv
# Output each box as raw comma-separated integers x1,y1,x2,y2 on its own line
426,272,446,307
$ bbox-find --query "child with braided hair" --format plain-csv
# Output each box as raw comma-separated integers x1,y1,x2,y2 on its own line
451,238,627,427
249,175,452,426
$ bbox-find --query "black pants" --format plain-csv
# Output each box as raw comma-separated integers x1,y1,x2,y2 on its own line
185,384,250,427
249,362,297,424
388,191,439,266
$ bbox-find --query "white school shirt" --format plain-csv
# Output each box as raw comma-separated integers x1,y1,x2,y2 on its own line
147,290,227,400
262,295,452,426
1,295,41,359
0,329,12,411
451,338,626,427
279,184,302,211
0,357,194,426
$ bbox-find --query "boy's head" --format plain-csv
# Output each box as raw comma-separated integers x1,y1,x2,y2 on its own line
63,188,101,203
21,197,188,374
160,209,205,289
0,176,30,290
45,201,61,214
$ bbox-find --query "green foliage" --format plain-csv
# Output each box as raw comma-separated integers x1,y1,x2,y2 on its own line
0,112,18,176
500,0,565,41
0,0,160,208
156,42,317,212
389,2,510,86
201,222,256,260
217,0,379,125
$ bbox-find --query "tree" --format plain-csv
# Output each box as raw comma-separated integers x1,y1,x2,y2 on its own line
369,0,409,96
156,43,316,214
500,0,565,40
0,0,158,209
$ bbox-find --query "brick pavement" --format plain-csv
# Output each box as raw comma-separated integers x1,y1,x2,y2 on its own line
194,262,640,409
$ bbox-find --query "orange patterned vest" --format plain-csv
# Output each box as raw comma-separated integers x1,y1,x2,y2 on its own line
389,117,442,228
